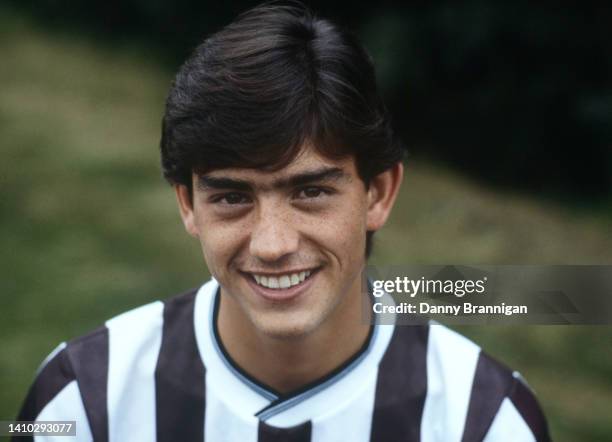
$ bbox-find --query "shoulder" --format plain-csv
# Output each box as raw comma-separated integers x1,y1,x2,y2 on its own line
15,286,204,427
464,350,550,442
378,323,550,441
69,285,201,371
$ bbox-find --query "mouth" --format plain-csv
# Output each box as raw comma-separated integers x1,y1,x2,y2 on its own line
241,268,320,302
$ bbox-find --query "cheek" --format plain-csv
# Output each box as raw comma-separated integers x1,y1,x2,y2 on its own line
196,217,250,274
303,198,368,257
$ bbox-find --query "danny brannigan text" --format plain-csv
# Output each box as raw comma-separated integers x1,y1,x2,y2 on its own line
373,302,528,316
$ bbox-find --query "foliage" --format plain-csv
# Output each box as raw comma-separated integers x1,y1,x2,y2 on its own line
3,0,612,197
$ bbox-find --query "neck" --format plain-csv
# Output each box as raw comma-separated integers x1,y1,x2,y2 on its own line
217,277,371,394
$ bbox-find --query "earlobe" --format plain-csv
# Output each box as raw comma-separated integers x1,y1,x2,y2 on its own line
366,162,404,232
174,184,199,237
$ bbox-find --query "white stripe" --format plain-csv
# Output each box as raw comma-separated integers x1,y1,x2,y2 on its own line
420,324,480,442
205,379,259,442
266,324,393,428
34,380,93,442
194,279,396,431
483,398,535,442
310,369,378,442
106,301,164,442
257,326,378,421
194,280,271,416
36,342,67,376
265,292,396,428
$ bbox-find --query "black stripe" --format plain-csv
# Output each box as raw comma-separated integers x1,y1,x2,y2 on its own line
155,288,206,442
369,325,429,442
509,377,551,442
258,420,311,442
461,352,513,442
66,326,109,442
14,348,76,442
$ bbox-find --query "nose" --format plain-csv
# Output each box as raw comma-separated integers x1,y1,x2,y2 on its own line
249,201,299,263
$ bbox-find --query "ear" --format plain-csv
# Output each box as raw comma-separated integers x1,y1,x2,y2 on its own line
174,183,199,237
366,162,404,232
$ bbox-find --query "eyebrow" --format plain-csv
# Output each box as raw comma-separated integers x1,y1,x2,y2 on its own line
196,167,350,192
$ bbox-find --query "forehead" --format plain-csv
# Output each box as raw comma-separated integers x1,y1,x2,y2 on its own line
199,146,357,185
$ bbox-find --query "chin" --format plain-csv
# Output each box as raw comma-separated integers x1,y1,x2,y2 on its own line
252,313,321,341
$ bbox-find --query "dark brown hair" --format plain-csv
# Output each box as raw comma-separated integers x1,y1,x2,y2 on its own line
160,1,404,256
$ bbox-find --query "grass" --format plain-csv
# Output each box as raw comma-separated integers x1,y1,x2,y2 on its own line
1,13,611,441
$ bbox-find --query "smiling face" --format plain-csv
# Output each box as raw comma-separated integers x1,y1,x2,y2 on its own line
175,145,402,340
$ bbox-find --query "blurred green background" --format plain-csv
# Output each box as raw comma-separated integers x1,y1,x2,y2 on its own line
1,2,611,441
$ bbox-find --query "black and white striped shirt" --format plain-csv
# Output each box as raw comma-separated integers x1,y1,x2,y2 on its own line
16,279,550,441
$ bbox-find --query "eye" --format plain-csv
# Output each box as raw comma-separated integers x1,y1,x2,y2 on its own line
295,186,330,200
212,192,251,205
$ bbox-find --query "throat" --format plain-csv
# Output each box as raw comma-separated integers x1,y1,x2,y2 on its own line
215,287,372,395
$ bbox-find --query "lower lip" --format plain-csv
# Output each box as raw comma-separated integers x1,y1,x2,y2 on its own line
243,270,318,303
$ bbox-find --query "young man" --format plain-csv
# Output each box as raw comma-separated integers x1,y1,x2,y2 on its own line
17,3,550,441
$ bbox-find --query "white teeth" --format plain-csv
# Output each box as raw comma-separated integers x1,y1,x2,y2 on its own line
279,275,291,289
252,270,314,289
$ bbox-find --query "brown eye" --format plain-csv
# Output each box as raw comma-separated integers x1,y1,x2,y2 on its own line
295,186,333,200
225,193,245,204
214,192,250,205
302,187,323,198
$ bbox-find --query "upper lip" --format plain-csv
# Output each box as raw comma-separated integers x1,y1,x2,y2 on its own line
241,268,319,276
